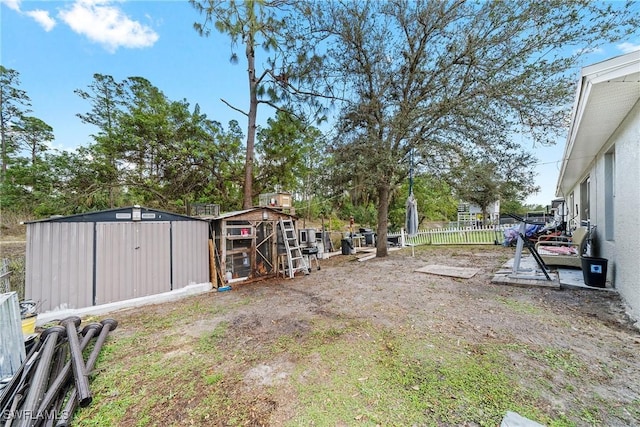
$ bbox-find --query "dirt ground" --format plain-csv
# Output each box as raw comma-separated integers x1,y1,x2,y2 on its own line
98,245,640,426
0,241,26,259
4,238,640,425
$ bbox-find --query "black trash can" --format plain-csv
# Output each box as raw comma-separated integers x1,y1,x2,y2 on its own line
341,238,353,255
363,232,375,246
581,256,608,288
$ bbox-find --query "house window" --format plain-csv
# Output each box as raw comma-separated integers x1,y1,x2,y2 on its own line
580,176,590,224
605,150,615,241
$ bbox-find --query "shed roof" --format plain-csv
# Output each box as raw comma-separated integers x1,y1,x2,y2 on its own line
25,206,207,224
211,206,297,221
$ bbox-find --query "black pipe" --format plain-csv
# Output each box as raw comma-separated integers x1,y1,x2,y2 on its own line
34,323,102,425
16,326,66,427
55,319,118,427
59,316,92,407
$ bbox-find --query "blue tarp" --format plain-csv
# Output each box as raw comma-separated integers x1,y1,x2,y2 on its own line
503,224,543,246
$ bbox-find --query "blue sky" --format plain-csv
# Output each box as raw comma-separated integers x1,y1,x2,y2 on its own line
1,0,639,207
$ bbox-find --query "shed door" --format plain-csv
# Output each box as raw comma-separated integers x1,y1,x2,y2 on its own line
95,222,171,305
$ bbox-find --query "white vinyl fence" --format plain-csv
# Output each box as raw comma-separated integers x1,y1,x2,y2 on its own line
388,225,511,246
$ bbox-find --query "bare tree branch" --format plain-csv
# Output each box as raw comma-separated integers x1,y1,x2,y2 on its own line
220,98,248,117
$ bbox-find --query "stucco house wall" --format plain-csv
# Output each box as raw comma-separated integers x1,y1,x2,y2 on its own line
556,51,639,324
604,100,640,322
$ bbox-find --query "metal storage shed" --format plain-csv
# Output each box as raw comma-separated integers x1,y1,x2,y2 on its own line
25,206,210,312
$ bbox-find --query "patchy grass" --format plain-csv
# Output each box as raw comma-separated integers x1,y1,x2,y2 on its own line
0,209,31,239
287,325,566,427
77,305,584,426
497,296,544,315
74,298,252,426
76,325,237,426
66,246,639,426
4,256,25,298
505,343,586,378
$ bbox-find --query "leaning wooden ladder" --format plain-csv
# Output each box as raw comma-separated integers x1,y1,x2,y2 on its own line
278,218,309,278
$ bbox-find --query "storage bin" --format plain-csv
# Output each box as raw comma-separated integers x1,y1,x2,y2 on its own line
581,257,608,288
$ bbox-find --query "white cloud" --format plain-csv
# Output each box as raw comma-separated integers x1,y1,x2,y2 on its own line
617,42,640,54
25,10,56,31
58,0,159,53
0,0,21,12
1,0,57,31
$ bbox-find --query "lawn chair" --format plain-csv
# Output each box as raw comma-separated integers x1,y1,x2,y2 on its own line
535,227,588,268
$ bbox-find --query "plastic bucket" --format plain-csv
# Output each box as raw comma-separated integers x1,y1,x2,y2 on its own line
581,257,608,288
22,315,37,335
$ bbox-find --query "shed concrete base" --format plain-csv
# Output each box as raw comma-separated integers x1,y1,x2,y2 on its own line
491,255,560,288
36,282,212,326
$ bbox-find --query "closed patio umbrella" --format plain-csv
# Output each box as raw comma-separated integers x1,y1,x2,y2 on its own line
405,149,418,237
406,191,418,237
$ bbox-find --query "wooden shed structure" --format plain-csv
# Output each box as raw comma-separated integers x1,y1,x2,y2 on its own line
25,206,210,312
209,207,297,284
258,192,294,214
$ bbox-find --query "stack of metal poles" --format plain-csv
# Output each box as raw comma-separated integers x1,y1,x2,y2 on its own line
0,317,118,427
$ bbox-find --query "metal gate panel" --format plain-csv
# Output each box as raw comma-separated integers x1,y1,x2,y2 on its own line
25,222,94,312
95,222,170,305
171,221,209,289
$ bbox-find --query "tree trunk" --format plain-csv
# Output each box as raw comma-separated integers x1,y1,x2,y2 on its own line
243,18,257,209
1,131,6,181
0,94,6,181
244,95,256,209
375,183,391,258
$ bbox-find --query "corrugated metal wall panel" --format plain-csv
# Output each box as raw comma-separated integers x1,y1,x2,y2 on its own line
0,292,26,378
95,222,133,304
25,219,206,312
25,222,94,312
135,222,171,297
171,221,210,289
95,222,170,305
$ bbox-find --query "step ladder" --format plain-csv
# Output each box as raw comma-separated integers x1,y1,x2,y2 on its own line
278,218,310,278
